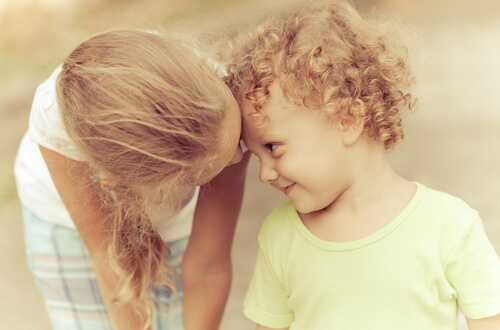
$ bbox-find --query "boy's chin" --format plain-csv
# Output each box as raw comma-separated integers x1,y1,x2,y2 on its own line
293,201,325,215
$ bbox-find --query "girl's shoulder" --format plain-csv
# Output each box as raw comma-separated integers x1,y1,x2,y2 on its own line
29,66,85,161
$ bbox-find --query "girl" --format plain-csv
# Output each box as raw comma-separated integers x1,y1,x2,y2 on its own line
14,30,249,330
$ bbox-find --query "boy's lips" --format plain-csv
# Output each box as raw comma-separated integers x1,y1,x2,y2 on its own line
284,183,296,196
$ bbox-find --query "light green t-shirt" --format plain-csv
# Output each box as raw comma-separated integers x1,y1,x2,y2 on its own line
244,182,500,329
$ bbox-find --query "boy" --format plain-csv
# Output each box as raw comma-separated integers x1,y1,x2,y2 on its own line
223,1,500,329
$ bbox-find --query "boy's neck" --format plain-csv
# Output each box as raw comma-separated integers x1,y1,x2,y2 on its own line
300,137,415,243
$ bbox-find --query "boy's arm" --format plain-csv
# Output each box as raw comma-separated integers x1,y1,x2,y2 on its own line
40,146,150,330
466,314,500,330
244,204,295,329
181,152,250,330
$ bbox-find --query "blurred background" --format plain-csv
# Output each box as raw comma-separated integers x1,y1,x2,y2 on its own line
0,0,499,329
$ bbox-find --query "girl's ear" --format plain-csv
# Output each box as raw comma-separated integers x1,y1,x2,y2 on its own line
340,99,365,146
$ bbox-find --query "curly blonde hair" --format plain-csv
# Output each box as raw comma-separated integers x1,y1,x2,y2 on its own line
56,29,235,327
220,0,415,148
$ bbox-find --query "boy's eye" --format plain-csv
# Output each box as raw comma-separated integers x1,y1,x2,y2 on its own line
265,143,278,152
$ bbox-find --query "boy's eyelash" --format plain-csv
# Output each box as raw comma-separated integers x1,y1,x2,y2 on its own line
264,143,278,152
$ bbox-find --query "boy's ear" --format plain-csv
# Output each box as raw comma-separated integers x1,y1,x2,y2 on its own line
340,99,365,146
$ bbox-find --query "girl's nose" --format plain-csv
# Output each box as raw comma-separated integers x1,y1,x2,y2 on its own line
259,159,279,183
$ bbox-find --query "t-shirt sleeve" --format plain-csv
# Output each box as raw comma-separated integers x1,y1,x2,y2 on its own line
28,66,85,161
445,216,500,319
243,231,294,328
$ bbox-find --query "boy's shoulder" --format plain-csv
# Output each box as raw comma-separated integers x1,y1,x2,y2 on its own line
416,182,480,226
261,201,296,228
258,202,297,241
268,201,296,218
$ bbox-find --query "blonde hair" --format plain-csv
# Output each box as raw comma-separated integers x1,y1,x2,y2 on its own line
56,29,234,327
220,0,415,149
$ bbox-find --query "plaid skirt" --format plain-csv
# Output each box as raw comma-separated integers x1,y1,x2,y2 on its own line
22,207,187,330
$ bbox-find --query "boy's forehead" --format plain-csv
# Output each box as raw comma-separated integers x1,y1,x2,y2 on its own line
241,102,291,144
240,106,270,143
241,111,266,138
240,83,290,117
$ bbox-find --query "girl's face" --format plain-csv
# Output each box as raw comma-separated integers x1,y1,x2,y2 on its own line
241,83,354,214
213,97,244,170
190,95,243,187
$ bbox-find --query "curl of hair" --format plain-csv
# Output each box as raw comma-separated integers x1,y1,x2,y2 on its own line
218,0,416,149
56,30,234,328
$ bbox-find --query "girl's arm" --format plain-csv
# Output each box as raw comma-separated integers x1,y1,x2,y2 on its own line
40,146,150,330
466,314,500,330
182,152,251,330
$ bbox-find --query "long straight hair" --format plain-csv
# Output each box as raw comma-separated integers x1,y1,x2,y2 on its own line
57,29,235,327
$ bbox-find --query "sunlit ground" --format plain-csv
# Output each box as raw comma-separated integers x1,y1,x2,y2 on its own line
1,0,499,329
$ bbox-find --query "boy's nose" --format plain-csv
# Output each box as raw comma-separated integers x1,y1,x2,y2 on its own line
259,160,279,183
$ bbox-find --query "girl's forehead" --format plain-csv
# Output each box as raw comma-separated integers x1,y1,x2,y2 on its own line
222,100,241,142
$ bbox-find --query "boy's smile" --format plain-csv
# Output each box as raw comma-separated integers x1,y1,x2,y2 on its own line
241,83,355,214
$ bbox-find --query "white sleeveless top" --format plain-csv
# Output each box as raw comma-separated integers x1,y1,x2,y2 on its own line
14,67,196,242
